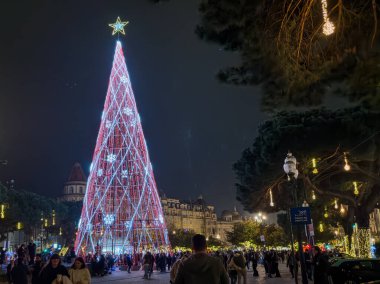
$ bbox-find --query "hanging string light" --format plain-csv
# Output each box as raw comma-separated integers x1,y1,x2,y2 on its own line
269,188,274,207
334,199,338,209
59,227,63,236
340,204,346,214
319,223,324,232
52,210,56,226
312,190,316,200
353,181,359,195
312,158,318,174
0,204,5,219
343,152,351,171
324,206,329,218
321,0,335,35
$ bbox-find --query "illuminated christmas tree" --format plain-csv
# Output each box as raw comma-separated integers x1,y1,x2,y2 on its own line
75,19,169,254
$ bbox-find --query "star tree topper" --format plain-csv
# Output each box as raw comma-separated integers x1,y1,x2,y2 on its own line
109,17,129,36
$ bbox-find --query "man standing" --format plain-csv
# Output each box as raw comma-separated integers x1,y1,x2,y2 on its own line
174,234,229,284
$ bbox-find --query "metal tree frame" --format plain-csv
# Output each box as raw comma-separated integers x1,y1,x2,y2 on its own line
75,41,170,255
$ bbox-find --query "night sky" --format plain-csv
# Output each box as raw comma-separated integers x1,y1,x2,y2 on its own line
0,0,266,213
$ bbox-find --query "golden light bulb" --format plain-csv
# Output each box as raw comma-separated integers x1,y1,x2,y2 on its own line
319,223,324,232
353,181,359,195
324,212,329,218
340,204,345,214
312,158,318,174
343,153,350,171
312,191,316,200
334,199,338,209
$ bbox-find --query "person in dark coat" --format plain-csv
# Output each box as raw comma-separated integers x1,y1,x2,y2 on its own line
28,242,36,265
286,251,298,278
31,254,44,284
11,257,28,284
312,246,329,284
17,245,26,259
39,254,69,284
252,252,259,277
126,254,132,273
174,234,229,284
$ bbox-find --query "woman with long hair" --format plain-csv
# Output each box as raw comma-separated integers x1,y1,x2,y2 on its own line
69,257,91,284
39,254,69,284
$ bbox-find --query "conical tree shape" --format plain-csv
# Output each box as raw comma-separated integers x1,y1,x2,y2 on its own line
75,41,169,254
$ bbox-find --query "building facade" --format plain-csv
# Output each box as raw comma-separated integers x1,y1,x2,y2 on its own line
59,162,87,202
161,195,243,242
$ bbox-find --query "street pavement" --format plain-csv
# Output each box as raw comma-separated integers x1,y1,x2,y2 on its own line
92,262,300,284
0,261,301,284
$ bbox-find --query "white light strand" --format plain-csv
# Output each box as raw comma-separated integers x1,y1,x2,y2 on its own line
269,188,274,207
75,42,169,255
321,0,335,36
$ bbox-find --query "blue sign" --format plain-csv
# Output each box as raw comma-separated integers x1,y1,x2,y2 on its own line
291,207,311,225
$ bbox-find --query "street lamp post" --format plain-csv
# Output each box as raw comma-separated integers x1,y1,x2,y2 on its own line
284,152,308,284
254,212,267,248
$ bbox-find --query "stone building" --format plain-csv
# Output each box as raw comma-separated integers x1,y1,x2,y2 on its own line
59,162,87,202
161,195,243,242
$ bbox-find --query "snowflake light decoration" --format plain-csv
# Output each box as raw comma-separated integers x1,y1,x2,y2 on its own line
123,107,133,116
120,75,128,84
121,169,128,178
104,214,115,226
106,154,117,163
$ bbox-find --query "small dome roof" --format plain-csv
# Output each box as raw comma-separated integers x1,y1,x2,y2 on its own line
221,210,233,218
67,162,87,182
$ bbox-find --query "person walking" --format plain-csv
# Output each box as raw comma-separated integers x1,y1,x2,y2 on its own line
252,252,259,277
227,253,238,284
39,254,70,284
272,251,281,278
286,251,297,279
174,234,229,284
126,254,132,273
69,257,91,284
304,249,313,281
228,251,247,284
312,246,329,284
142,252,154,279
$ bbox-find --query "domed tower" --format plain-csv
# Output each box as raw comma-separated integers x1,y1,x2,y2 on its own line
60,162,87,202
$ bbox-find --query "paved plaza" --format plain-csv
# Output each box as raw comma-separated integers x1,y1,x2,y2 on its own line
92,262,299,284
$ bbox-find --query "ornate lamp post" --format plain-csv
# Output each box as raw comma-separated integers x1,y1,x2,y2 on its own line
254,212,267,223
284,152,308,284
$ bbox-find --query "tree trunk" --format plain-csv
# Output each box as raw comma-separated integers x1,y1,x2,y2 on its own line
356,205,370,228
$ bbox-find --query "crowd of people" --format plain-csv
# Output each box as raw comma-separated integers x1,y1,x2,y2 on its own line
1,236,331,284
3,244,91,284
